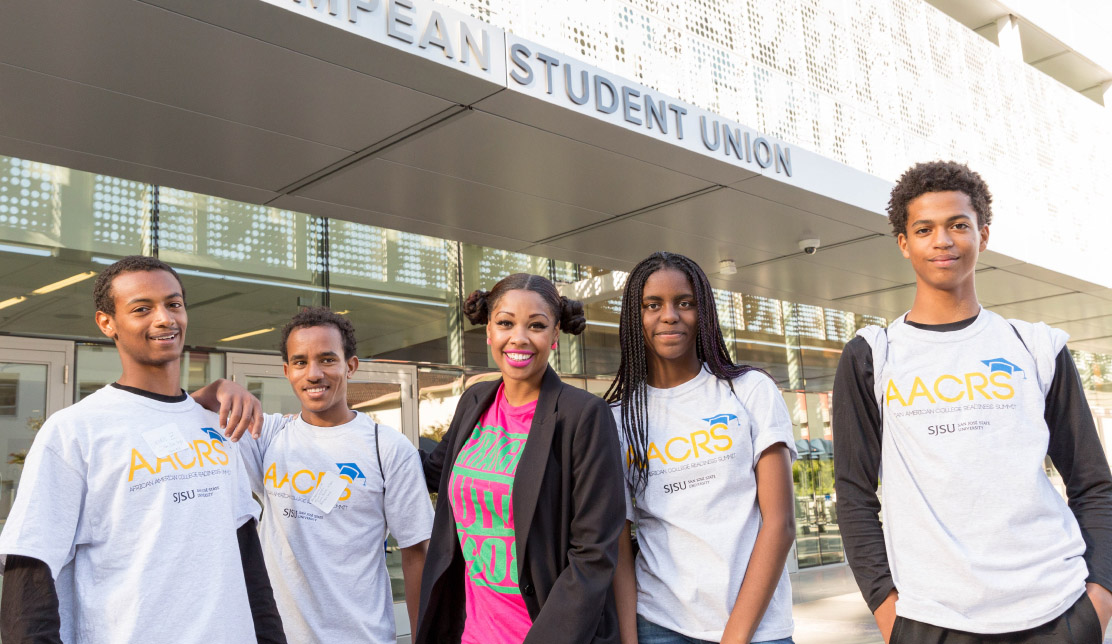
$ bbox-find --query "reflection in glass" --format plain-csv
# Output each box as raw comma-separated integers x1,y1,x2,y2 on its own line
75,345,225,401
0,362,47,521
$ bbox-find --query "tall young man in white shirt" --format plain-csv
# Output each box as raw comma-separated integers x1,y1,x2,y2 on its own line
234,307,433,644
0,255,285,643
834,161,1112,643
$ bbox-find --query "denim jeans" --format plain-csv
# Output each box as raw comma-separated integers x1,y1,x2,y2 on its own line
636,615,795,644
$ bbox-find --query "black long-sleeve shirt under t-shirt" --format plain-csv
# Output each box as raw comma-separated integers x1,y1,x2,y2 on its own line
833,315,1112,613
0,384,286,644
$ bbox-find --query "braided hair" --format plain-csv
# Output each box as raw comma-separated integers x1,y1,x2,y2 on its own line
604,252,765,495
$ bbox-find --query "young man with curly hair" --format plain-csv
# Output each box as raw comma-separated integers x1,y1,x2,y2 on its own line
833,161,1112,643
235,307,432,644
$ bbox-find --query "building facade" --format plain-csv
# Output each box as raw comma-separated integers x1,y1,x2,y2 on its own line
1,0,1110,636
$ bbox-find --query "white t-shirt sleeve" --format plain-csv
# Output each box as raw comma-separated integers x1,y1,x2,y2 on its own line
0,422,86,578
378,427,433,548
229,442,262,528
735,372,798,468
237,412,286,497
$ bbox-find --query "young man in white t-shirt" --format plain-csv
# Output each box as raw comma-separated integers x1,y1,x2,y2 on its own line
833,161,1112,643
0,255,285,643
233,307,433,644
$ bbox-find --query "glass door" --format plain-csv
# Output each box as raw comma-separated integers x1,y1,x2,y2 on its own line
784,390,845,568
0,337,74,523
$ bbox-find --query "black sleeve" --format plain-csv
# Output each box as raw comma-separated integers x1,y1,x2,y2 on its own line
1045,346,1112,592
420,439,450,493
832,336,895,613
237,520,286,644
0,555,63,644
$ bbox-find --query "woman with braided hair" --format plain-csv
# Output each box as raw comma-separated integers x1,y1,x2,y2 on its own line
416,273,625,644
608,252,798,644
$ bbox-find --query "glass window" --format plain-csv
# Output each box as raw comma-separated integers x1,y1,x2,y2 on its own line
329,222,455,363
75,344,225,400
158,189,325,352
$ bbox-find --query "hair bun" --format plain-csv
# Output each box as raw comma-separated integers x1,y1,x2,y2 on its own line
463,289,491,325
559,296,587,336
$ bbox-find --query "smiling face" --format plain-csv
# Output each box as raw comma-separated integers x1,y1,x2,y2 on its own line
641,268,698,367
283,324,358,427
487,288,560,392
898,190,988,294
95,269,187,371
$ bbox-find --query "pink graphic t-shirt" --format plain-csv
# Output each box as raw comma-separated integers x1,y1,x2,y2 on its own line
449,384,535,644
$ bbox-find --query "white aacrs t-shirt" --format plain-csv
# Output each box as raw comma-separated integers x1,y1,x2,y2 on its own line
239,412,433,644
615,367,798,642
0,385,260,644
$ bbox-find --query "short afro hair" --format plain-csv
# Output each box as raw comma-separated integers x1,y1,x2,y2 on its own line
279,307,358,362
887,161,993,237
93,255,185,316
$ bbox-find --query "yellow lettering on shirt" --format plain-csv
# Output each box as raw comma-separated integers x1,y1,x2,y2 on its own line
990,372,1015,399
664,436,691,462
128,449,157,482
906,377,937,405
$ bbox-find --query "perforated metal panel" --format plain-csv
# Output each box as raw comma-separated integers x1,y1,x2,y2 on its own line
439,0,1110,283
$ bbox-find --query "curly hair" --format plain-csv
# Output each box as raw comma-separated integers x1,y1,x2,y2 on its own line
279,307,358,362
887,161,993,237
463,273,586,335
604,252,769,495
92,255,184,316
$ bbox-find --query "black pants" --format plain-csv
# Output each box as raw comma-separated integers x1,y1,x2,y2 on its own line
891,594,1102,644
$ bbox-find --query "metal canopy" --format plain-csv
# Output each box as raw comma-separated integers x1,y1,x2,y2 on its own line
1,0,1109,353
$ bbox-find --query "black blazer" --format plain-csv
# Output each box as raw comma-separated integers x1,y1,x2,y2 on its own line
415,367,624,644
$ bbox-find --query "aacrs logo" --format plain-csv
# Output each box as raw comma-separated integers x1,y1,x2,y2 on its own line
885,357,1021,407
630,413,736,466
127,427,229,481
263,462,365,501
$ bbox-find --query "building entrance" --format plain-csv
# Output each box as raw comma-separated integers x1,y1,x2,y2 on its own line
784,391,846,568
0,337,73,523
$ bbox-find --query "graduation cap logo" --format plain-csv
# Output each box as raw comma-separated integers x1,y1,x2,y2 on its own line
201,427,225,443
980,358,1025,379
702,413,739,431
336,462,366,485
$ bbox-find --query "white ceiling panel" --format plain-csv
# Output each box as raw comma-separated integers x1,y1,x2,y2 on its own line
380,110,711,215
143,0,504,106
802,235,916,285
834,285,917,318
0,135,279,208
1064,316,1112,339
269,194,536,253
730,256,907,303
544,219,779,268
0,64,350,192
1002,262,1108,293
474,90,759,186
1000,292,1112,322
632,187,874,257
0,0,454,152
975,268,1074,305
292,157,613,242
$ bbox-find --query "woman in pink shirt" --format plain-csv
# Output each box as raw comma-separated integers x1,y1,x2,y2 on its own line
416,273,625,644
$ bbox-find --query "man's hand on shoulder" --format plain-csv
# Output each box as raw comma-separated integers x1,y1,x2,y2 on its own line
1087,582,1112,637
190,379,263,441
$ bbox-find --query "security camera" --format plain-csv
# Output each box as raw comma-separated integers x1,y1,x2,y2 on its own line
798,238,821,255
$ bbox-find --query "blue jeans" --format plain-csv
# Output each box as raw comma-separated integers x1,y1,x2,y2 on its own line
636,615,795,644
